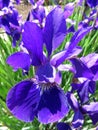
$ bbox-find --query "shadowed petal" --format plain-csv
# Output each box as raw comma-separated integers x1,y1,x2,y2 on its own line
38,86,69,124
70,58,93,79
72,110,84,128
43,7,67,56
6,52,31,71
22,22,43,66
57,122,72,130
6,80,40,122
36,62,56,82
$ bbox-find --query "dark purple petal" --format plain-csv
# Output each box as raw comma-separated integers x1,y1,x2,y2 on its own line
6,80,40,122
43,7,67,56
1,0,10,8
72,80,96,103
38,86,69,124
6,52,31,71
87,0,98,8
36,62,56,82
57,122,72,130
70,58,93,79
22,22,44,66
89,113,98,125
72,110,84,128
51,46,82,67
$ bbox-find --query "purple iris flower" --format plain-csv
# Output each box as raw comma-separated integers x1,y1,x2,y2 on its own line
67,92,98,128
6,6,92,123
27,0,45,26
6,7,70,123
0,3,22,47
70,53,98,104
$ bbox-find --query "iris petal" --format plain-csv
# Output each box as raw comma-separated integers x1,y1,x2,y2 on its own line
6,52,31,71
43,7,67,56
38,86,69,124
6,80,40,122
22,22,43,66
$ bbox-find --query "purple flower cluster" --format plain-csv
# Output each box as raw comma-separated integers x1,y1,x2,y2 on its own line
1,0,98,129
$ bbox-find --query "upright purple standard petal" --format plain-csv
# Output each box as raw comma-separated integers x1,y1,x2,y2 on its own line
43,7,67,56
22,22,43,66
6,80,40,122
38,86,69,124
6,52,31,71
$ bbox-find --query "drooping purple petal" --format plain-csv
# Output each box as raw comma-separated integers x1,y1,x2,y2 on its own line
72,110,84,128
22,22,44,66
38,86,69,124
43,6,67,56
6,52,31,71
51,46,82,67
70,58,93,79
6,80,40,122
57,122,72,130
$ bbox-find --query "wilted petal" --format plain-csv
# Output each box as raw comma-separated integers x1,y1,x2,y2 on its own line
43,7,67,56
38,86,69,124
6,52,31,71
6,80,40,122
57,122,72,130
70,58,93,79
72,110,84,128
22,22,43,66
